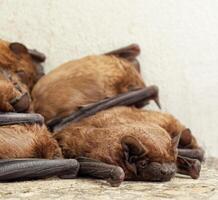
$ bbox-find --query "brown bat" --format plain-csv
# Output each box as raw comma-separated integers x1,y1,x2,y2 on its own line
0,39,46,112
54,114,179,182
31,44,161,124
53,105,204,181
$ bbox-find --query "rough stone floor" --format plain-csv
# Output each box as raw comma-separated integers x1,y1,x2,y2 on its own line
0,157,217,200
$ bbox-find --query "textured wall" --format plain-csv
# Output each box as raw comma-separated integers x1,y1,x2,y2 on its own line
0,0,217,156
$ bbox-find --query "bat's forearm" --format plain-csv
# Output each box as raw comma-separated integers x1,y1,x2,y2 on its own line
0,159,79,181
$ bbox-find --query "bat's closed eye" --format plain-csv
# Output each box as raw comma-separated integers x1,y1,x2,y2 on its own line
138,159,149,168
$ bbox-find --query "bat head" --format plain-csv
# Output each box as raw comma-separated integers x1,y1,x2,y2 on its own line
0,39,46,90
101,54,150,108
121,132,180,182
0,68,31,112
112,57,145,94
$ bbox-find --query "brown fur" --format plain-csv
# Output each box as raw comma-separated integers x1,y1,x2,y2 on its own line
0,124,62,159
73,106,199,149
31,55,145,122
54,107,180,180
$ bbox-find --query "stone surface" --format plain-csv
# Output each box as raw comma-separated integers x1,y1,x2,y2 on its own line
0,158,217,200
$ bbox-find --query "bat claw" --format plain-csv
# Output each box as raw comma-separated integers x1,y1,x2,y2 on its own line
154,96,161,109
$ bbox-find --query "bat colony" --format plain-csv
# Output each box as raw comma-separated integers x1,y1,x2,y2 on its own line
0,40,204,186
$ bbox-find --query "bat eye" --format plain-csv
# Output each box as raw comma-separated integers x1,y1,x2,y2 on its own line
16,70,29,84
138,159,149,168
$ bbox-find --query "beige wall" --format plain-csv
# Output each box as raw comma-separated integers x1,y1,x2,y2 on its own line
0,0,218,156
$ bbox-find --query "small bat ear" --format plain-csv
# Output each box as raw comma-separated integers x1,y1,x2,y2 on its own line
9,42,28,54
121,135,147,156
121,135,148,175
28,49,46,63
180,128,192,146
172,133,181,152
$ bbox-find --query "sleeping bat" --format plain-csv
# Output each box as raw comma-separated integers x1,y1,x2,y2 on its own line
0,39,46,112
53,99,204,181
31,44,161,124
0,112,125,186
54,112,179,182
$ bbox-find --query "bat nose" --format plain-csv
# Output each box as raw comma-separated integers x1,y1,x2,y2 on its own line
10,93,30,112
160,168,168,175
160,163,176,181
148,162,176,182
160,167,174,176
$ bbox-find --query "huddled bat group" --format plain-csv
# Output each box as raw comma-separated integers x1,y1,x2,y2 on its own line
0,40,204,186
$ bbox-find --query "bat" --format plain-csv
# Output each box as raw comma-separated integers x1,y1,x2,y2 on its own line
31,44,160,123
53,105,204,181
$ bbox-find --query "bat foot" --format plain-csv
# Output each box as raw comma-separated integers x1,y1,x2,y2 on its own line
177,156,201,179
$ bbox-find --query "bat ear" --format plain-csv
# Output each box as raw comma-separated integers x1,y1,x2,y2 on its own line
121,135,148,175
172,133,181,153
9,42,28,55
180,128,192,146
28,49,46,63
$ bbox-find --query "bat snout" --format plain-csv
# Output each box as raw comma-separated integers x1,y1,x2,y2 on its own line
158,163,177,181
10,93,31,112
139,162,176,182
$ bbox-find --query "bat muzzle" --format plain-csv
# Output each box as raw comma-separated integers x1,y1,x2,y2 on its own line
139,162,177,182
10,93,31,112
